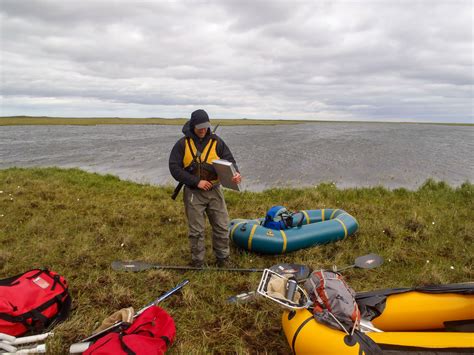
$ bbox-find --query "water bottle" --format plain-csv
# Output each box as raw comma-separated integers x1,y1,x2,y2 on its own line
286,278,297,301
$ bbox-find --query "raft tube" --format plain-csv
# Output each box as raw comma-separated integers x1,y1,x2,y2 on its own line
282,283,474,354
228,209,358,254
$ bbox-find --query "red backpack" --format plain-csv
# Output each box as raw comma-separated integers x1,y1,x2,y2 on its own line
84,305,176,355
0,269,71,336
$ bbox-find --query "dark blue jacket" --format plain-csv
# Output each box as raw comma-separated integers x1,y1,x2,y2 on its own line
169,121,239,188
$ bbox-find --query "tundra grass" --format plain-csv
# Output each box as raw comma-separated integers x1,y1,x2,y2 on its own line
0,168,472,354
1,116,472,126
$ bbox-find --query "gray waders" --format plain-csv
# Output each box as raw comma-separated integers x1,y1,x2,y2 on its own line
183,186,230,264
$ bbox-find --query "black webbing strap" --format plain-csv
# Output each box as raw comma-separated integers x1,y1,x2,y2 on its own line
186,138,197,161
117,320,163,355
291,314,315,354
26,269,44,280
187,137,215,163
0,289,69,327
118,334,136,355
161,335,171,347
26,269,67,293
0,312,25,323
343,330,383,354
0,268,51,287
295,212,305,228
30,309,49,332
132,321,154,337
203,138,216,163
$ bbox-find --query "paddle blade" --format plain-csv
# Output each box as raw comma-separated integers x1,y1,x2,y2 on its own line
354,253,383,269
112,260,153,272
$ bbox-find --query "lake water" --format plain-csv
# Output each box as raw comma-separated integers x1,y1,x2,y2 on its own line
0,123,472,191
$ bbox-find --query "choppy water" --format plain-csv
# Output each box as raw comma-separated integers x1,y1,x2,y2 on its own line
0,123,472,191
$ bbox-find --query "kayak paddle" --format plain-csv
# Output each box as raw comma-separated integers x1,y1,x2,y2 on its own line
112,260,264,273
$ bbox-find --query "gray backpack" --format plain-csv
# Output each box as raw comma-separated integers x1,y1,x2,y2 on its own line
304,270,360,332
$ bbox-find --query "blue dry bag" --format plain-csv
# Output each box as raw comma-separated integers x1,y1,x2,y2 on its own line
263,206,293,230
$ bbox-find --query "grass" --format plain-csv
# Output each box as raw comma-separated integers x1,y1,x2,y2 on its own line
0,167,472,353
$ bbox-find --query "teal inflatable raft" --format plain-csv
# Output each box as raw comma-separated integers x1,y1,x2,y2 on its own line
229,209,358,254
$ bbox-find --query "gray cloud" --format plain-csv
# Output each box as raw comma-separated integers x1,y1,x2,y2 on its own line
0,0,472,122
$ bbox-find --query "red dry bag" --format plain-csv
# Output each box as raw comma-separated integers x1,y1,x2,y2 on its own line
84,305,176,355
0,269,71,336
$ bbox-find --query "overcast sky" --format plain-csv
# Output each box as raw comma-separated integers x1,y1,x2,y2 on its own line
0,1,472,122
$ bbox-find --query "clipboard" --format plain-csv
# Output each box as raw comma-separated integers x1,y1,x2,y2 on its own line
212,159,241,191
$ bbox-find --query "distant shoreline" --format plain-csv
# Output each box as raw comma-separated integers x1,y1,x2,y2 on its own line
0,116,471,126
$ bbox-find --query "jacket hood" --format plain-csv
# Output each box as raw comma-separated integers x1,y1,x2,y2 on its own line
182,120,211,138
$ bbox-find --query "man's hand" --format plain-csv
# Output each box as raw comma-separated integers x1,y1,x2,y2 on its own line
197,180,213,191
232,172,242,184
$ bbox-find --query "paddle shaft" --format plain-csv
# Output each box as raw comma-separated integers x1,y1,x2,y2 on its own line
334,264,356,272
80,279,189,343
113,261,264,273
335,253,384,272
113,253,381,274
149,265,265,272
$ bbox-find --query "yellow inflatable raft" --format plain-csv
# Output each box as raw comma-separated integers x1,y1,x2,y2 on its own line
282,283,474,354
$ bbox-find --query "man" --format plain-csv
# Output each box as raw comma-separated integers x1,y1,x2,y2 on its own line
169,109,242,268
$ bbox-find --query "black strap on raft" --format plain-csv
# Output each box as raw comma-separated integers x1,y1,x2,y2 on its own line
282,210,307,229
294,212,305,227
290,313,382,355
282,213,293,229
291,313,315,354
444,319,474,332
343,331,382,355
377,343,474,353
356,283,474,321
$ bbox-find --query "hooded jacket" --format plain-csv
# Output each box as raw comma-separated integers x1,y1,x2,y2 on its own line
169,120,239,188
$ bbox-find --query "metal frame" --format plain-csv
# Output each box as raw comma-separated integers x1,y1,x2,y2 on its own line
257,268,311,310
